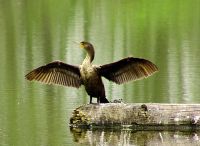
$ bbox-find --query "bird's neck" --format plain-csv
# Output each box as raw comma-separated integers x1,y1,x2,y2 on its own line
83,53,93,65
82,48,95,65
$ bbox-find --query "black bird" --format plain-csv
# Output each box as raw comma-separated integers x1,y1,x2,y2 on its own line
25,41,158,103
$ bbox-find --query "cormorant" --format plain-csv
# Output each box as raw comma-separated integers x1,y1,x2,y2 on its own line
25,41,158,103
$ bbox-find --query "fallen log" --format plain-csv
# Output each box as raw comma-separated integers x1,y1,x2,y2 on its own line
70,103,200,130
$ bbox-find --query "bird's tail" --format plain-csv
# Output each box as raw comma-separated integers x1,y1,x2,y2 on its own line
100,97,109,103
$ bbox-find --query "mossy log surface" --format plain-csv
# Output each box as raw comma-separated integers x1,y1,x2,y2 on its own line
70,103,200,130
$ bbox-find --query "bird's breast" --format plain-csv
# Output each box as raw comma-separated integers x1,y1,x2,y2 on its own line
80,64,100,83
80,64,95,78
80,64,105,97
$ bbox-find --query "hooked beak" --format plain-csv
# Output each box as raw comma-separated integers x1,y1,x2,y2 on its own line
73,41,84,49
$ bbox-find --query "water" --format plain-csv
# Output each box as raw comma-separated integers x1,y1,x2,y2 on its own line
0,0,200,145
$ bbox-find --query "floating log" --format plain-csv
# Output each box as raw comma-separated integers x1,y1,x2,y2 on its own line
70,103,200,130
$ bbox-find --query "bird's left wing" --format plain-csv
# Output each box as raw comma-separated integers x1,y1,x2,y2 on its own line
97,57,158,84
25,61,82,88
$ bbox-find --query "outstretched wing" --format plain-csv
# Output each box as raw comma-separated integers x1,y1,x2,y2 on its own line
98,57,158,84
25,61,82,88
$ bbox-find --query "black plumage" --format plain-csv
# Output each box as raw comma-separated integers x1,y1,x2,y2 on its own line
26,61,81,88
25,41,158,104
99,57,158,84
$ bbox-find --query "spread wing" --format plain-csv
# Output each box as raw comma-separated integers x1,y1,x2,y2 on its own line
25,61,82,88
98,57,158,84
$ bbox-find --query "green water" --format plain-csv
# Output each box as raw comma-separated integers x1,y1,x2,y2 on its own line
0,0,200,145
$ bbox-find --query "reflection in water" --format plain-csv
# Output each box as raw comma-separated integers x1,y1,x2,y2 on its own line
70,128,200,146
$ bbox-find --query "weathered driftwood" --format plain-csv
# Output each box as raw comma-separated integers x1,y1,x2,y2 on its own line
70,103,200,130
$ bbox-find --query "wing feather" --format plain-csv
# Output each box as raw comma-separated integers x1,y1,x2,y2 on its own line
25,61,82,88
98,57,158,84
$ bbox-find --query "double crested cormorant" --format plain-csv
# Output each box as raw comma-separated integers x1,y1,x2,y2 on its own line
25,41,158,104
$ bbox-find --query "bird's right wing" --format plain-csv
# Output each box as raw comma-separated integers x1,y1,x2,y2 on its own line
25,61,82,88
97,57,158,84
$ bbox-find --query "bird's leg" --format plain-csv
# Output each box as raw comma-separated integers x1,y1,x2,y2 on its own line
97,97,100,104
90,96,92,104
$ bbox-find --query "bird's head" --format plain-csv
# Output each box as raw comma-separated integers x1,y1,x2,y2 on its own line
80,41,94,51
80,41,95,62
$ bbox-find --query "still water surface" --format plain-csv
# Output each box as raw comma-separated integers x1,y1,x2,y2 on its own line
0,0,200,145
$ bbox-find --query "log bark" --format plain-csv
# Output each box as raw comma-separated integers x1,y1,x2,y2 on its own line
70,103,200,130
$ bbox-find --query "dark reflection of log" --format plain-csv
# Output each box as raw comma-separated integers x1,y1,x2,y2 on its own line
70,128,200,146
70,103,200,130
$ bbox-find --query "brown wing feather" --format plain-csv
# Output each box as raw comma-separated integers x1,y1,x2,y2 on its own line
98,57,158,84
25,61,82,88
